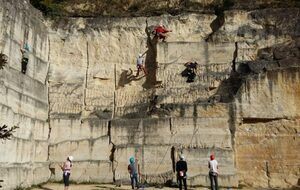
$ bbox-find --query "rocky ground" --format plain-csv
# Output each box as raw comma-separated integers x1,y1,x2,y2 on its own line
30,183,296,190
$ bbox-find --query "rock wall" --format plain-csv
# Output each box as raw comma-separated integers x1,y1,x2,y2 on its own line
235,65,300,188
46,6,300,189
0,0,50,189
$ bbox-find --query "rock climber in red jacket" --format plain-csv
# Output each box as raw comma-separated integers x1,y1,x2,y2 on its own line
153,24,172,42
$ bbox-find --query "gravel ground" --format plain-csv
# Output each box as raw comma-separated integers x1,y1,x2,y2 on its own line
29,183,288,190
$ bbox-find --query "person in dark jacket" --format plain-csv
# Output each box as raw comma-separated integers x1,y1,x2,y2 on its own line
176,154,188,190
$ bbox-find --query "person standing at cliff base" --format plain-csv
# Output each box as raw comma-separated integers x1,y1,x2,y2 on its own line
20,41,30,74
153,24,172,42
176,154,188,190
128,156,140,189
208,154,218,190
60,156,73,190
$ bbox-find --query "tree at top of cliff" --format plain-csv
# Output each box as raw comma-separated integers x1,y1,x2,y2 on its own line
0,125,18,140
0,53,7,70
30,0,64,16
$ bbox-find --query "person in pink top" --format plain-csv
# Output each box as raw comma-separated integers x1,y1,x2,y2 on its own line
153,24,172,42
60,156,73,190
208,154,218,190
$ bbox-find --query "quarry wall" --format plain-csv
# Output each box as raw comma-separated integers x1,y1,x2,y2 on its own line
0,0,50,189
0,0,299,189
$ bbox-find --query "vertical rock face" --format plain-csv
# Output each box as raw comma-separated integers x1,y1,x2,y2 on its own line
0,0,300,189
236,65,300,188
46,6,300,189
46,15,239,186
0,0,49,189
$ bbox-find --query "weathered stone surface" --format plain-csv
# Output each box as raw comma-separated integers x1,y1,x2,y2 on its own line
237,68,300,119
172,117,232,148
0,163,50,190
235,68,300,188
0,0,49,189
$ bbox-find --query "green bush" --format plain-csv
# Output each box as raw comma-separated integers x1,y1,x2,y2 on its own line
30,0,65,16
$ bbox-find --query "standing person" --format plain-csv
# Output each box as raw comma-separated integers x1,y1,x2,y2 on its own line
128,156,140,189
60,156,73,190
153,24,172,42
20,42,30,74
208,154,218,190
176,154,188,190
136,53,147,77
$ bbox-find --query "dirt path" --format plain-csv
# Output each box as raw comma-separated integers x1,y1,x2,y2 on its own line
31,183,177,190
30,183,267,190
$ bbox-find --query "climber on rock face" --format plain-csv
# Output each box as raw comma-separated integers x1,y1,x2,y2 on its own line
153,24,172,42
136,53,147,77
20,41,30,74
182,61,198,83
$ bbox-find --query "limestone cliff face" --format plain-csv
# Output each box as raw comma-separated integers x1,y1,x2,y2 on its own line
0,0,300,189
0,0,49,189
46,6,300,189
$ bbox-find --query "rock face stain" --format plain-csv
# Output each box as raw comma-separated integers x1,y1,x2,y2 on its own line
0,0,300,189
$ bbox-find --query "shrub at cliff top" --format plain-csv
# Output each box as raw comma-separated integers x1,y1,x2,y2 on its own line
30,0,65,16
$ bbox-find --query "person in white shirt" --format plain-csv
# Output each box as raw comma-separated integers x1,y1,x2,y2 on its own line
208,154,218,190
60,156,73,190
136,53,147,77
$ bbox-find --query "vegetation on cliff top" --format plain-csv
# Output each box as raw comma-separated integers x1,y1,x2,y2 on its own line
30,0,300,17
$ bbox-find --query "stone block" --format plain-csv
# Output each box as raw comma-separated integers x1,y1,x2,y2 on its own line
49,118,82,143
237,69,300,118
143,118,172,145
110,119,143,145
236,121,300,188
172,117,232,149
114,88,151,117
32,121,49,141
90,136,111,161
0,138,33,163
32,163,51,185
0,163,50,190
49,137,111,162
50,118,109,143
157,42,206,64
34,141,49,162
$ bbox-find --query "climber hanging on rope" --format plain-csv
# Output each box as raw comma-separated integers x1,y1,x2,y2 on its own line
181,61,198,83
136,52,147,77
20,41,30,74
153,24,172,42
